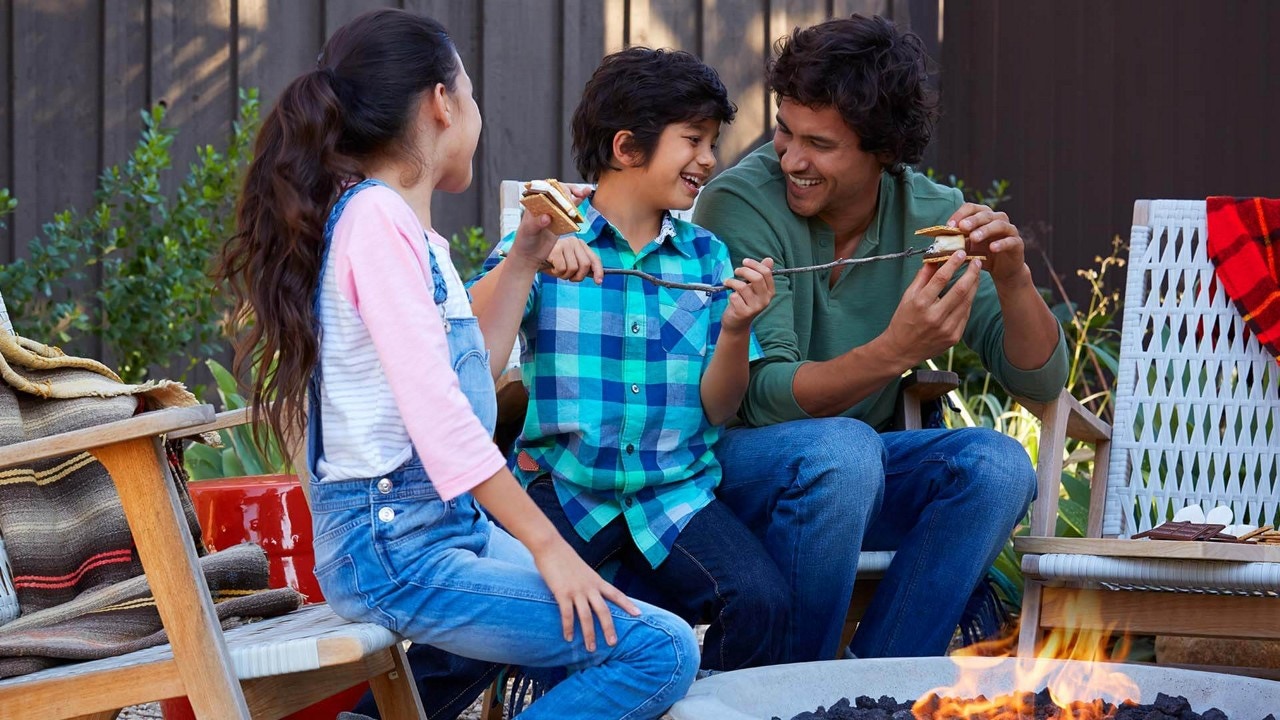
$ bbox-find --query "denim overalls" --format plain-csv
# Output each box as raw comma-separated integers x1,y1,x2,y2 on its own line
305,180,697,720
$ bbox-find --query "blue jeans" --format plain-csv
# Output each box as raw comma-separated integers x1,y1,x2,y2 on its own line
714,420,1035,661
527,479,789,671
310,466,698,720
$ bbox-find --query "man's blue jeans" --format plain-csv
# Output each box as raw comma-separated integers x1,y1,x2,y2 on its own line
714,419,1036,662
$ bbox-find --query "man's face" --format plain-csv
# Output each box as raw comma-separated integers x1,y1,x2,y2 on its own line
772,97,883,226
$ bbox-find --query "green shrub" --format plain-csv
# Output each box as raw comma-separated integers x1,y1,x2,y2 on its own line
0,89,260,385
450,225,491,281
185,358,292,479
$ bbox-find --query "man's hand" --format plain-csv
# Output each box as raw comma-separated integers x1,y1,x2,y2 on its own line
720,258,776,334
882,251,982,364
532,538,641,652
543,236,604,284
948,203,1029,286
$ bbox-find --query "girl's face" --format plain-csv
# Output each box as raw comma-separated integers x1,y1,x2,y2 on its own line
436,57,482,193
632,118,719,212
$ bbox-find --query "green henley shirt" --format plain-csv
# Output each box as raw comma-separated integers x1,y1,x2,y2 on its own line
693,143,1069,430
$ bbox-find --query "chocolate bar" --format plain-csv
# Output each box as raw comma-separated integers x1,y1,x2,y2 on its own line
1131,521,1226,541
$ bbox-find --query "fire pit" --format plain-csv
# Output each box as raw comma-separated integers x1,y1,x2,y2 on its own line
667,657,1280,719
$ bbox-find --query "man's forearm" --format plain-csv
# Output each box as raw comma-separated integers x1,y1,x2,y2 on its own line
791,334,913,417
995,265,1060,370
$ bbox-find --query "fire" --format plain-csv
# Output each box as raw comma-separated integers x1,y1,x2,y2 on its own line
913,590,1141,719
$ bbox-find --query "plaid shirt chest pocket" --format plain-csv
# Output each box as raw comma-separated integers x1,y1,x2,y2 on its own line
657,287,712,357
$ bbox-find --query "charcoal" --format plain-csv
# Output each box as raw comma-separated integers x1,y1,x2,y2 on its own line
785,691,1253,720
1154,693,1192,715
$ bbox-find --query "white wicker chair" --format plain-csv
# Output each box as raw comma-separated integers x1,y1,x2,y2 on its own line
1015,199,1280,669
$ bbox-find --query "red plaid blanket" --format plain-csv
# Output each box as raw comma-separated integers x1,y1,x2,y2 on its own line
1206,196,1280,360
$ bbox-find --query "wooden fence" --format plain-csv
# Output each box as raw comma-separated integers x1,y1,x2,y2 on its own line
0,0,1276,362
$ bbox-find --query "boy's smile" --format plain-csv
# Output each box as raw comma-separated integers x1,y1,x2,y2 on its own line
639,118,720,212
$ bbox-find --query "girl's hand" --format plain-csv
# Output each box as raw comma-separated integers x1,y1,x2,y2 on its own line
720,257,776,334
532,538,641,652
506,184,594,268
543,236,604,284
507,209,561,267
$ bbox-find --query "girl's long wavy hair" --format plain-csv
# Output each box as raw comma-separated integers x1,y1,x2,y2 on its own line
217,8,459,451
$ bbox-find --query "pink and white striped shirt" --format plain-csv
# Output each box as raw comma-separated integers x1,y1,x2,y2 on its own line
314,184,505,500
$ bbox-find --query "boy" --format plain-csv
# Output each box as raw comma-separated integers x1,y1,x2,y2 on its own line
470,47,784,671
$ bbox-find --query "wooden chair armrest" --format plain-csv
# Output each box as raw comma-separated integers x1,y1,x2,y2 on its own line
1021,388,1114,537
901,369,960,404
170,407,254,439
0,405,215,468
1018,390,1111,443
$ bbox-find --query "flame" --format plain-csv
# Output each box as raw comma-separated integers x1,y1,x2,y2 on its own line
913,590,1141,719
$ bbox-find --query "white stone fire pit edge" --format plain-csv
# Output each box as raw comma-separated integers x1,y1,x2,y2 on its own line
669,657,1280,719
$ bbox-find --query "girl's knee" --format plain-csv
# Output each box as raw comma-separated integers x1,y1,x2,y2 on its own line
630,611,700,695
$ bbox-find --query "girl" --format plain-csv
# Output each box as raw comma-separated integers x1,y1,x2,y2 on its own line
218,9,698,719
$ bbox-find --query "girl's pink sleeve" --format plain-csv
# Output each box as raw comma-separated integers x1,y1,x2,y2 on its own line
332,190,505,500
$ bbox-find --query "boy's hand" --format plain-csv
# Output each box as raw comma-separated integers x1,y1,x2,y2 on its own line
543,236,604,284
532,538,641,652
720,258,775,334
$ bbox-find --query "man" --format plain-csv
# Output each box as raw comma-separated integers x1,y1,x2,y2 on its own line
693,14,1068,663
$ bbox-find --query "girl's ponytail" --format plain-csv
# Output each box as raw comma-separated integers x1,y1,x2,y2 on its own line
217,9,460,452
220,69,358,451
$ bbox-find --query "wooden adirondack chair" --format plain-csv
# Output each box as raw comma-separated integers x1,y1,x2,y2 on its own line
0,343,426,718
1015,199,1280,675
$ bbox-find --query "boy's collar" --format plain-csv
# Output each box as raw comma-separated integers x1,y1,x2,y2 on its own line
579,195,693,258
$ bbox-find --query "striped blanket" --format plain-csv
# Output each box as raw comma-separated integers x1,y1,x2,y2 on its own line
0,332,300,677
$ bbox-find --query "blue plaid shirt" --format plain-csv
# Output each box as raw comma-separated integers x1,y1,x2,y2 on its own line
475,198,761,567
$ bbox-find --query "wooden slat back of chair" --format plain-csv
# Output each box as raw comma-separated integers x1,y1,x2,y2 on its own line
1105,200,1280,539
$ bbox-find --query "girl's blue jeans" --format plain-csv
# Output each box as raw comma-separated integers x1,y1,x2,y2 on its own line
309,461,698,720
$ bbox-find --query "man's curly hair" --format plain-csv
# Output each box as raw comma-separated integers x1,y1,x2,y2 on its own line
768,15,939,175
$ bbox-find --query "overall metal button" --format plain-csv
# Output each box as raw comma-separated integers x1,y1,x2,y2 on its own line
377,478,393,494
378,506,395,522
630,322,640,334
630,384,640,394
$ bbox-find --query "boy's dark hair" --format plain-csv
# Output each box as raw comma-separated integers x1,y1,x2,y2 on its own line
768,15,939,174
572,47,737,182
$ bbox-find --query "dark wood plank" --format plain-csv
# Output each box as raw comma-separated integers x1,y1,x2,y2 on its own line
323,0,398,37
479,0,560,245
702,0,769,166
647,0,701,53
560,0,607,181
0,0,11,259
238,0,326,112
405,0,484,243
10,1,102,259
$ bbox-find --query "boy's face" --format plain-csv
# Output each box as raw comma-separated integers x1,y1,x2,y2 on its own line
773,97,882,227
634,118,720,212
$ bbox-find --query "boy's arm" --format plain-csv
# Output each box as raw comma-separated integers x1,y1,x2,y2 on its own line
700,257,775,425
700,326,754,426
